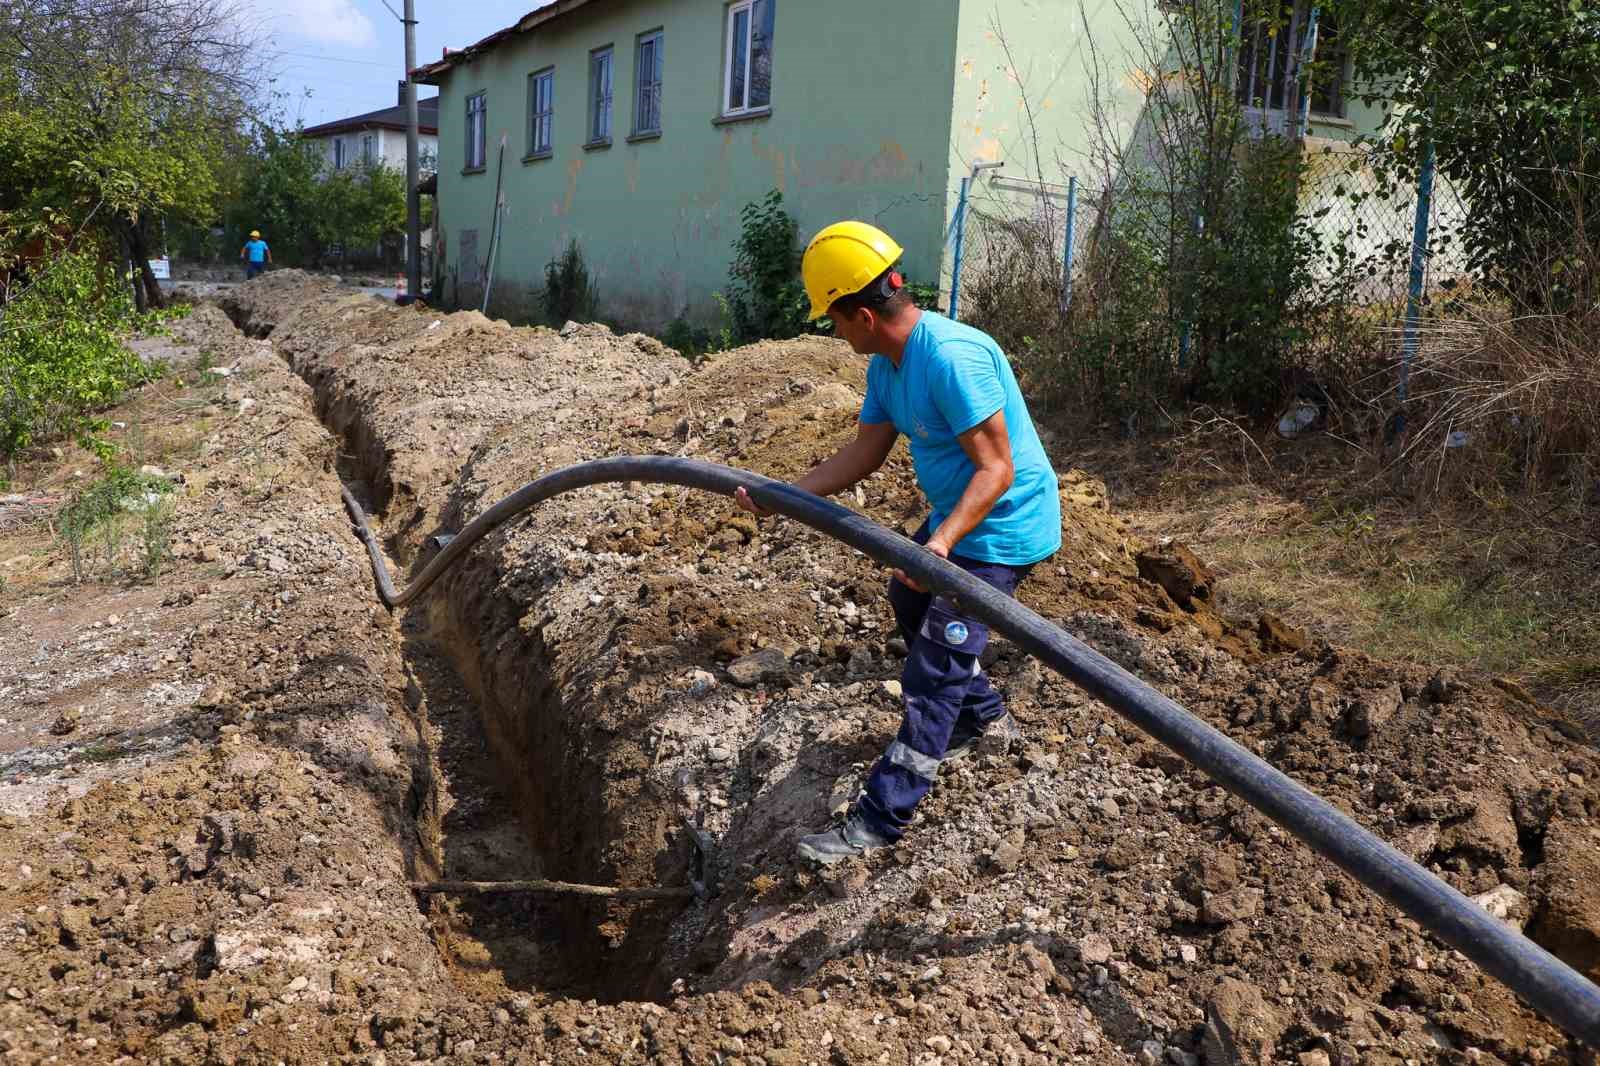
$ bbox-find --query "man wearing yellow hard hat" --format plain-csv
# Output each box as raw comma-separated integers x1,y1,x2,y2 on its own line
240,229,271,280
737,220,1061,864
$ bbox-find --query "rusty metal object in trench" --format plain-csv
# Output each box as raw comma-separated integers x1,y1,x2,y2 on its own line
410,878,694,901
409,818,717,903
341,455,1600,1048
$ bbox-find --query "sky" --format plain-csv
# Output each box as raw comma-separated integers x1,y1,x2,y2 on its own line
251,1,551,126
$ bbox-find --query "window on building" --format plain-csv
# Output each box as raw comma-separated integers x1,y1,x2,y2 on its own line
588,46,613,144
723,0,774,116
333,137,347,170
361,133,375,165
634,31,663,135
528,68,554,155
465,91,487,169
1235,2,1346,119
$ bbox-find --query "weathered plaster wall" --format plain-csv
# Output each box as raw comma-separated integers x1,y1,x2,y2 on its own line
941,0,1153,293
432,0,961,328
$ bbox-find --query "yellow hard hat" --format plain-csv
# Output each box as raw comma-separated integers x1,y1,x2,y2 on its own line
249,230,261,238
802,221,904,320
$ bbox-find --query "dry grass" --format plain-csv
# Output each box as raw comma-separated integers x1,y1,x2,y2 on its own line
1399,305,1600,500
1072,420,1600,734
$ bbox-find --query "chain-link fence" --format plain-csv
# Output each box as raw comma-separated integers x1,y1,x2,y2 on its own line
950,141,1471,425
1296,144,1469,304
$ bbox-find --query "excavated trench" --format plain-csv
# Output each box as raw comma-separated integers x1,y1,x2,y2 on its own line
225,301,692,1004
207,275,1600,1062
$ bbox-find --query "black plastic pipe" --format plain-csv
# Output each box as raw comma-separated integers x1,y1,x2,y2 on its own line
342,455,1600,1047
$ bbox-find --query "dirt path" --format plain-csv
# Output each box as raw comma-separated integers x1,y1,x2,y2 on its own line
0,275,1596,1064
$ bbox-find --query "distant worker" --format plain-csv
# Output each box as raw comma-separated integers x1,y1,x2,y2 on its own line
241,230,271,279
736,221,1061,865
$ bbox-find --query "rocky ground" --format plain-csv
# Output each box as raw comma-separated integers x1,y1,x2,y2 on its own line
0,271,1596,1064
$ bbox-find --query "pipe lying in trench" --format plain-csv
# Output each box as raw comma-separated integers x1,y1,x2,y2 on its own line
342,455,1600,1048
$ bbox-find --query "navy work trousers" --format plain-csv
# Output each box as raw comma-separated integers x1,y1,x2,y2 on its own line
855,521,1036,840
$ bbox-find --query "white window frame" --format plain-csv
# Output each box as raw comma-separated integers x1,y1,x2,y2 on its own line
722,0,774,117
360,132,375,165
333,137,346,169
529,67,554,156
465,91,487,170
634,30,663,135
588,46,614,144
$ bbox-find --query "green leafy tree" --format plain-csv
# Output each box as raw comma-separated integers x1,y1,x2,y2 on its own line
0,246,153,459
226,121,325,268
0,1,257,309
1335,0,1600,302
311,162,407,263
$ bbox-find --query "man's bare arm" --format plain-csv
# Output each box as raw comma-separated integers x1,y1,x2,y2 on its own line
736,420,897,516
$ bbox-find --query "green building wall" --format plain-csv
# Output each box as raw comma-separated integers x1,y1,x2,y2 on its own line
427,0,964,328
940,0,1155,297
423,0,1401,329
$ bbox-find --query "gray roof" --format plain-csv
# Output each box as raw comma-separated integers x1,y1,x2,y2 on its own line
301,97,439,138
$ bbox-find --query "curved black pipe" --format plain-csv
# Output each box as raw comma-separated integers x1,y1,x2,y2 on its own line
342,455,1600,1047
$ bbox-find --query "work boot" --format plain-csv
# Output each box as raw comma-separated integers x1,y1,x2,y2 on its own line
942,712,1022,765
796,809,891,866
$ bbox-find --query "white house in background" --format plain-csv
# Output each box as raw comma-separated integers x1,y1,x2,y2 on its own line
300,82,440,173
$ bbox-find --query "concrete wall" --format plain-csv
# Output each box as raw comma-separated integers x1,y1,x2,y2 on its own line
431,0,962,328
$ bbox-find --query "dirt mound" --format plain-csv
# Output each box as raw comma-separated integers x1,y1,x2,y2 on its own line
231,283,1600,1062
0,306,458,1062
1,275,1596,1064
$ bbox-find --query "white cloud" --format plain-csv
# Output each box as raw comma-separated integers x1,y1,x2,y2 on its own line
259,0,378,49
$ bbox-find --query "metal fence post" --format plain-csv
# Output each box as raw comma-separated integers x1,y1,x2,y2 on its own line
1296,6,1321,139
1177,213,1203,369
1397,140,1436,437
1060,175,1078,315
949,176,972,321
1230,0,1245,93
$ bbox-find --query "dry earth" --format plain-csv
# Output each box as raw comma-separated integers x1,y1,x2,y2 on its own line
0,271,1597,1065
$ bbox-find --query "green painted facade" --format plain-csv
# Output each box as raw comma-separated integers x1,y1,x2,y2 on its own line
424,0,967,326
420,0,1392,328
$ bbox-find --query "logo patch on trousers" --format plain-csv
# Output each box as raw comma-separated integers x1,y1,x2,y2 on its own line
944,621,969,646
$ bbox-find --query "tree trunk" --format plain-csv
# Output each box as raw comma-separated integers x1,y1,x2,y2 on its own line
118,227,145,314
122,219,165,311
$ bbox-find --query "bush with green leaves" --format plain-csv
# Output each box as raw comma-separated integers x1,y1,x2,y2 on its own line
541,239,599,326
225,121,325,268
961,0,1374,427
57,465,177,582
0,247,157,460
727,190,809,344
1174,139,1323,416
224,112,416,269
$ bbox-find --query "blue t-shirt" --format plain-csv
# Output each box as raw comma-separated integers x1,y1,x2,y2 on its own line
860,312,1061,565
244,239,268,263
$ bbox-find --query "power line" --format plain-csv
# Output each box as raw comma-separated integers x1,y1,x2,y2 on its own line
265,49,398,68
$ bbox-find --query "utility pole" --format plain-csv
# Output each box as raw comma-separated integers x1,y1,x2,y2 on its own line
379,0,422,300
402,0,421,303
382,0,425,302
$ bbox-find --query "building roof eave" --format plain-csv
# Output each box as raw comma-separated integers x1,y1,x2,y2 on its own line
411,0,606,84
301,120,440,138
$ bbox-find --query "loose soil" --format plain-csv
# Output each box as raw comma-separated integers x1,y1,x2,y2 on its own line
0,272,1596,1065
